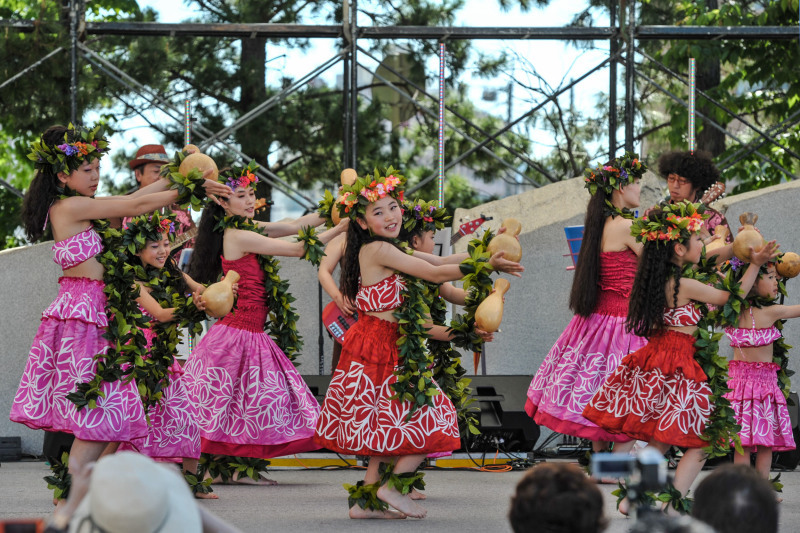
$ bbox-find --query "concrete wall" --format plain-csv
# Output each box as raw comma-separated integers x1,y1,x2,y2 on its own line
3,176,800,454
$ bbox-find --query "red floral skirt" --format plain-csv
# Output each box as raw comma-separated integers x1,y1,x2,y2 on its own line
314,315,461,456
583,330,712,448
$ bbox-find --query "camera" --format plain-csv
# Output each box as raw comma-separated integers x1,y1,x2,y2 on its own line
591,447,668,492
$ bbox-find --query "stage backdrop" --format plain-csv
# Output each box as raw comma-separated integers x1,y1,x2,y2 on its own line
3,173,799,454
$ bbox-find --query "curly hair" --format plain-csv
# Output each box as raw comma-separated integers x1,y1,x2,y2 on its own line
186,202,225,285
626,239,681,337
569,192,606,317
657,150,721,198
508,463,607,533
693,464,778,533
21,125,71,242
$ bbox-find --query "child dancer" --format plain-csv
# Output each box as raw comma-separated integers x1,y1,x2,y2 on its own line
117,214,217,499
526,153,647,456
583,202,778,512
183,165,346,483
723,261,796,479
314,170,523,519
10,124,229,499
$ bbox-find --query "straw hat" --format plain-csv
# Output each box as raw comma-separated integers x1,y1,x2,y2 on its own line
129,145,169,169
69,451,202,533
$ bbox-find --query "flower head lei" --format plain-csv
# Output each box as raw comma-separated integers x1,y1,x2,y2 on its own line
218,160,259,191
122,212,177,254
584,151,647,197
630,201,708,245
402,198,450,234
27,123,110,176
334,166,406,221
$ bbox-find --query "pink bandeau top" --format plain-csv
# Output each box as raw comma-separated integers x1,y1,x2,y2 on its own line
725,309,781,348
355,273,406,313
52,225,103,270
663,301,702,327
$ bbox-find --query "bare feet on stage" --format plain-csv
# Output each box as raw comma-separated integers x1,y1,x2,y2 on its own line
349,507,407,519
376,485,427,519
194,491,219,500
211,474,278,486
409,488,427,500
618,497,630,517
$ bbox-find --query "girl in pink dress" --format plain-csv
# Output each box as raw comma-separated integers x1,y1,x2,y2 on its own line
314,169,523,519
526,153,647,456
183,165,346,484
10,124,229,501
116,214,217,499
723,262,797,480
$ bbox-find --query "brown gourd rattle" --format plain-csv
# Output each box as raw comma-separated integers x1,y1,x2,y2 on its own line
203,270,240,318
487,218,522,262
777,252,800,279
704,225,730,253
331,168,358,225
179,144,219,181
732,212,766,262
474,278,511,333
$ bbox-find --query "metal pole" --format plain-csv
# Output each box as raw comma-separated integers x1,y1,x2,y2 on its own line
624,0,635,152
69,0,79,123
609,0,617,159
350,0,358,168
688,58,696,152
438,42,446,207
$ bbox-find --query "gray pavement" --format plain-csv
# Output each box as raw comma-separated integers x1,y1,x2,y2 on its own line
3,459,800,532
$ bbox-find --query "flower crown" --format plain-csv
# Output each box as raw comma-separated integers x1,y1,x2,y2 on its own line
219,161,259,190
122,212,176,254
27,123,110,175
335,166,406,221
584,151,647,197
630,201,708,245
402,198,450,234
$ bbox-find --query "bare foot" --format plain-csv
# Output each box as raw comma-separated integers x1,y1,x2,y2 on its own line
349,506,406,519
409,488,426,500
216,474,278,486
618,497,630,517
376,485,427,519
194,491,219,500
52,497,60,507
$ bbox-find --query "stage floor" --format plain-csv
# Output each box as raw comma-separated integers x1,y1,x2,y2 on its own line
2,458,799,532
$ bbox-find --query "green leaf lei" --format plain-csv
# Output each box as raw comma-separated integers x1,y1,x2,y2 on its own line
213,213,304,361
296,225,326,267
682,255,744,458
379,462,426,496
44,452,71,501
344,480,388,511
28,123,109,175
427,282,479,436
197,454,271,484
392,270,438,417
66,219,152,411
160,149,208,211
316,189,337,229
448,230,496,354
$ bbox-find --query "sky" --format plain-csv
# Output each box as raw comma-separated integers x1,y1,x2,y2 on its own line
113,0,612,217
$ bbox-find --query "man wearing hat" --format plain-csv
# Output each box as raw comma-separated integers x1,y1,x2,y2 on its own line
125,144,197,254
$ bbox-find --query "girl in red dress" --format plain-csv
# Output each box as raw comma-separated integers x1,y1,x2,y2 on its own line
583,202,777,513
314,169,523,519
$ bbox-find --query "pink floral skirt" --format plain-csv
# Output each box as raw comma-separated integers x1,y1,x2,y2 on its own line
10,277,148,443
526,311,646,441
183,320,321,459
314,315,460,456
725,360,795,451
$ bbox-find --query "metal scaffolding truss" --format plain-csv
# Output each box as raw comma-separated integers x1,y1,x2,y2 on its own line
2,0,798,205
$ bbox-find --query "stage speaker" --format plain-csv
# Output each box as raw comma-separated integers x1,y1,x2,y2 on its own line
461,375,540,453
774,391,800,470
42,431,74,463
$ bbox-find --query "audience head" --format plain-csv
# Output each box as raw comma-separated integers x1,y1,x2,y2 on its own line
508,462,607,533
69,451,202,533
129,144,169,188
629,513,716,533
692,464,778,533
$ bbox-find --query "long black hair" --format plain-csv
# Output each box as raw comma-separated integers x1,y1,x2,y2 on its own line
568,192,607,317
21,125,71,242
187,202,225,285
626,239,681,337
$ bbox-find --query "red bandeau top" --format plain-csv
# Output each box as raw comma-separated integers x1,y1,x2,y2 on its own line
663,301,702,327
355,273,406,313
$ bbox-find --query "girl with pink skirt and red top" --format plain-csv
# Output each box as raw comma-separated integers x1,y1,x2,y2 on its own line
314,169,523,520
723,261,796,481
526,153,647,456
10,124,229,502
183,165,345,481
